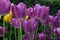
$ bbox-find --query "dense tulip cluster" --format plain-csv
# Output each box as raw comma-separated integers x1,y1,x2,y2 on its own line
0,0,60,40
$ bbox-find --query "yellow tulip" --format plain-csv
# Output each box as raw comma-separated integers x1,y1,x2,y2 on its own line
4,9,12,23
8,9,13,16
4,15,12,23
25,16,29,20
0,16,1,19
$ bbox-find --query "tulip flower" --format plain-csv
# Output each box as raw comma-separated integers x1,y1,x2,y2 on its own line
11,18,20,28
22,19,37,40
17,2,26,18
47,15,55,27
22,33,34,40
0,0,10,15
53,27,60,38
22,34,30,40
34,4,42,19
4,9,12,23
0,26,7,37
51,10,60,27
38,33,51,40
25,7,33,18
54,10,60,27
38,33,44,40
12,2,26,20
12,4,19,19
22,19,38,32
40,6,50,26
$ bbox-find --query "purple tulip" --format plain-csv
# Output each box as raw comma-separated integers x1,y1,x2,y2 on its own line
25,7,33,18
12,2,26,19
38,33,44,40
51,10,60,27
22,19,37,40
22,19,38,32
0,26,7,37
22,32,34,40
17,2,26,18
54,10,60,27
47,15,55,26
40,6,50,26
0,0,10,15
53,27,60,38
12,4,19,19
38,33,51,40
11,18,20,28
22,20,28,32
34,4,42,19
51,16,58,27
22,33,30,40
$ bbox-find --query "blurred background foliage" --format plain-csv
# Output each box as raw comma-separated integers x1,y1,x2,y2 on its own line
10,0,60,15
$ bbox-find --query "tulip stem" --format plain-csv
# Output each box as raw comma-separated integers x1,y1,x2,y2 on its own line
44,25,46,40
35,27,38,40
30,33,32,40
18,22,22,40
3,21,5,40
51,25,53,39
30,32,34,40
9,24,12,40
14,28,16,40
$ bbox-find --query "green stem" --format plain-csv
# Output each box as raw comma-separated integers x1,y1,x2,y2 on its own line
44,25,46,40
35,27,38,40
3,21,5,40
18,22,22,40
30,32,34,40
9,24,12,40
50,25,53,39
14,28,16,40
